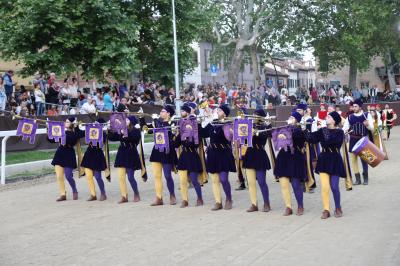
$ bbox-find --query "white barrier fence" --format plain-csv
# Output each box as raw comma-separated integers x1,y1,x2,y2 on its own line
1,128,48,185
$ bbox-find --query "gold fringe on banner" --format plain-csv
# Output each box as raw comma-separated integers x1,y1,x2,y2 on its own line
305,142,315,192
104,133,111,182
139,136,148,182
75,140,85,177
198,139,208,185
342,142,353,191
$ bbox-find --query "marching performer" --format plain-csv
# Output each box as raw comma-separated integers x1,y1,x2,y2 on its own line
382,104,397,139
49,117,81,201
274,111,307,216
242,109,272,212
145,105,178,206
175,104,204,207
108,115,143,203
343,99,374,185
305,112,346,219
303,107,319,193
201,104,236,210
81,118,108,201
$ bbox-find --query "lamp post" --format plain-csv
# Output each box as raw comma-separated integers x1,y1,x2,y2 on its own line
172,0,181,115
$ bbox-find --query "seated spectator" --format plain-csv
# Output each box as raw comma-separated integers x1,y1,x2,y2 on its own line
80,95,96,114
47,105,59,116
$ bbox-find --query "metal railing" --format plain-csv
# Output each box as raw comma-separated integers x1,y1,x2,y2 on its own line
0,128,47,185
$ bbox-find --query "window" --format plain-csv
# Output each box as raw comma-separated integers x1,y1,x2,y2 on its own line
360,81,370,89
204,49,211,72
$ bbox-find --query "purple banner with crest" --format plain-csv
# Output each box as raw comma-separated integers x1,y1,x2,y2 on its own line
85,123,104,148
16,118,38,144
47,121,66,145
110,113,127,137
179,117,199,144
154,128,170,153
233,118,253,147
272,126,294,153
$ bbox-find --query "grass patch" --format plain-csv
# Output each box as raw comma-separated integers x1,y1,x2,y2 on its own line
7,167,54,181
2,135,153,165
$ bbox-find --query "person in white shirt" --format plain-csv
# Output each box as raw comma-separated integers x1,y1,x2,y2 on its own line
80,95,96,114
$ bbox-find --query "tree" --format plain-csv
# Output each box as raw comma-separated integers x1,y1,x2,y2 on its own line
0,0,139,80
127,0,213,85
212,0,294,85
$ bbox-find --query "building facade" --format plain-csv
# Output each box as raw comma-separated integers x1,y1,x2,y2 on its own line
315,56,400,91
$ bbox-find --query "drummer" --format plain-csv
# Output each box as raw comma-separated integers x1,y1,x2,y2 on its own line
343,99,374,185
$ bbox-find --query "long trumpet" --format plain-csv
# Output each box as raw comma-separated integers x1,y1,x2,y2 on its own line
96,108,153,118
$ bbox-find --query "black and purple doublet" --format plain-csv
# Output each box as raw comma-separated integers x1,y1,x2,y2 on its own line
273,126,307,181
175,129,203,173
201,123,236,173
148,119,178,165
81,132,107,171
108,129,141,170
50,129,83,169
306,128,346,178
242,123,272,171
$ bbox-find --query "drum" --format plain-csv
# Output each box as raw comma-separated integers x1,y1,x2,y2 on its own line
352,136,385,167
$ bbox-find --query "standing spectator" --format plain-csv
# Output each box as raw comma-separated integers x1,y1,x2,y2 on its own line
47,83,60,105
60,105,69,115
311,87,318,103
352,87,362,100
3,70,16,103
68,77,79,107
34,83,45,116
0,76,6,112
361,86,369,102
369,85,378,103
118,82,128,98
343,92,353,105
103,91,115,111
33,73,47,93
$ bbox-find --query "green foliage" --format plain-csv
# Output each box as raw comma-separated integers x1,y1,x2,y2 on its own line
125,0,213,85
0,0,139,80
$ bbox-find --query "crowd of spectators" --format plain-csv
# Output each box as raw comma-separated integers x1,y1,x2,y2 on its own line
1,69,400,117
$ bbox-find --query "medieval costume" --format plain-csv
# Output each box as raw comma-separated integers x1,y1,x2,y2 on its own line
306,112,346,219
81,118,108,201
242,109,272,212
108,115,143,203
274,111,307,216
382,105,397,139
201,104,236,211
49,117,82,201
343,99,374,185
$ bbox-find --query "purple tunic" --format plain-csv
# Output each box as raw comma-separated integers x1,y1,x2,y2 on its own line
273,126,307,181
108,128,141,170
306,128,346,178
242,123,271,171
201,122,236,173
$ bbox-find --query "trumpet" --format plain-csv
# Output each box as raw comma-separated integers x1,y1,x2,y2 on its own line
96,109,153,118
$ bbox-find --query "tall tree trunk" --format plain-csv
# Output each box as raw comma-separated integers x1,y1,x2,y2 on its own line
386,50,397,92
228,42,244,85
250,44,261,88
348,57,357,90
270,56,279,90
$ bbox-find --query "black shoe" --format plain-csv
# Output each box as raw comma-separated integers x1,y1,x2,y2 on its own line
353,173,362,185
235,184,246,191
363,173,368,185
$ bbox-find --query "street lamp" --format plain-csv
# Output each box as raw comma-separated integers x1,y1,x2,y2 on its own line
172,0,181,115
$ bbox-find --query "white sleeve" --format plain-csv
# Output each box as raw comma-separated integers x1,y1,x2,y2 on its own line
366,113,374,131
343,117,350,133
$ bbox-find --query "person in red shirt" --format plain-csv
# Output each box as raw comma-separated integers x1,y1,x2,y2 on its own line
219,88,227,104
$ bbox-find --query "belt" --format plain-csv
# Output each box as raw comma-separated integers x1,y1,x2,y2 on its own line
250,144,264,150
322,147,340,153
182,147,197,152
208,143,231,150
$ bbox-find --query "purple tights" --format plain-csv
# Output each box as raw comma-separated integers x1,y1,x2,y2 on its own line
189,172,202,199
291,178,303,208
126,168,139,194
219,171,232,201
256,170,270,204
162,164,175,196
94,170,105,195
64,167,77,193
330,175,341,209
